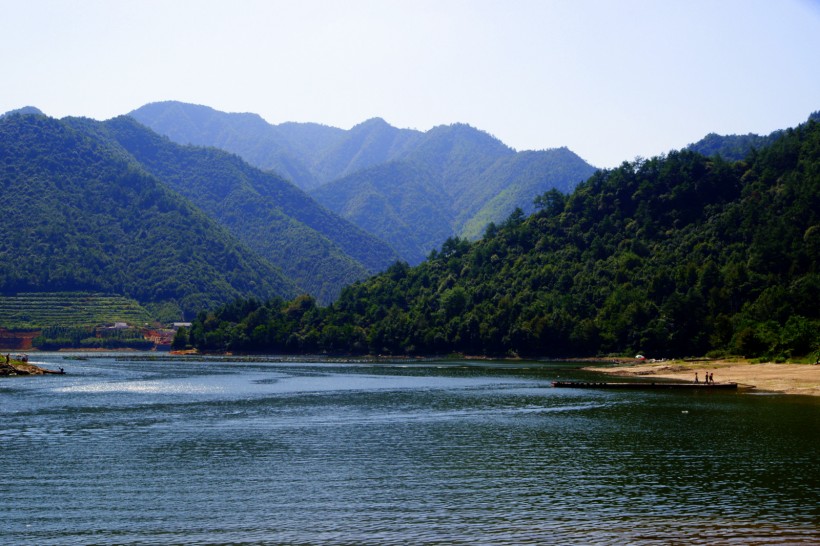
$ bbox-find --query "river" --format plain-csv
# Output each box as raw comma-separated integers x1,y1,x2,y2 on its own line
2,353,818,544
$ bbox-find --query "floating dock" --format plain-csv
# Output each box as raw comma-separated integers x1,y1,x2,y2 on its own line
552,381,738,390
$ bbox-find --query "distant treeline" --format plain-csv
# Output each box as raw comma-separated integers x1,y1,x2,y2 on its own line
34,326,154,351
181,117,820,360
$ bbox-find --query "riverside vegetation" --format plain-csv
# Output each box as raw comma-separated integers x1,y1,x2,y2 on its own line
180,115,820,361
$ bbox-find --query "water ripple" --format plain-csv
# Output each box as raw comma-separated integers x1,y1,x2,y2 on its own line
2,356,818,545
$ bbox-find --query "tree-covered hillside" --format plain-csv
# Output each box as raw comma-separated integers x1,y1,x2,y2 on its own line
686,112,819,161
0,106,44,118
311,140,595,263
129,102,424,189
0,113,296,317
83,116,398,303
457,147,596,239
686,132,784,162
186,116,819,360
311,162,452,264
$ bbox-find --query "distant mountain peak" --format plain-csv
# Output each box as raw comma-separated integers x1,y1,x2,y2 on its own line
353,117,391,129
1,106,44,118
426,122,508,146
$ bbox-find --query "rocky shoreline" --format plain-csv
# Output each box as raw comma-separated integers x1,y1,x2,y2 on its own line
1,357,64,376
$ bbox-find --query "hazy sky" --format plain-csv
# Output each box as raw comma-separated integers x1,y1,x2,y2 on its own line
3,0,819,167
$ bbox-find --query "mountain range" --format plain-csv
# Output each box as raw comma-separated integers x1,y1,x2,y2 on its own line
130,101,597,263
1,102,592,319
2,102,810,329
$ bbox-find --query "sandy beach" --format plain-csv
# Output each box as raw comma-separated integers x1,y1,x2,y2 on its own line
583,359,820,397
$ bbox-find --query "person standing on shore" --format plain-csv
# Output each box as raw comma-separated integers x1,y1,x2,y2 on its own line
695,372,699,384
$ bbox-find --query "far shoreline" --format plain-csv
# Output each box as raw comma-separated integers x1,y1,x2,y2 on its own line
5,350,820,397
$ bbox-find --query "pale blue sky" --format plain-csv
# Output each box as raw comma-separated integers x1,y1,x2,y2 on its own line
2,0,819,167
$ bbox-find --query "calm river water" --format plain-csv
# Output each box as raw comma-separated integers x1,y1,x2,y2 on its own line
1,353,818,545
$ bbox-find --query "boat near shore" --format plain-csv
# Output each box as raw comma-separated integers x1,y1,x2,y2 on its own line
552,380,740,390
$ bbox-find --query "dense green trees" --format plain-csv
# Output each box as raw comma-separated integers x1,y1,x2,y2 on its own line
0,110,403,328
33,325,154,350
93,116,399,303
189,117,819,360
0,113,295,317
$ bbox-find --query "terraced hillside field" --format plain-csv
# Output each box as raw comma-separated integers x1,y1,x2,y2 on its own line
0,292,154,329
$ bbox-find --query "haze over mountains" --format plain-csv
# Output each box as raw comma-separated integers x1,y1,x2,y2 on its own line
130,101,597,263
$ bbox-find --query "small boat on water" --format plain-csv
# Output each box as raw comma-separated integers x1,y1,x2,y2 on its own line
552,381,739,390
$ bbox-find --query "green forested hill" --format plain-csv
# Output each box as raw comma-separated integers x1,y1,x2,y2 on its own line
0,113,296,317
82,116,399,303
0,106,44,118
311,144,595,263
686,112,819,161
308,123,595,263
686,132,784,162
456,147,596,239
130,101,597,263
311,162,453,264
187,116,819,359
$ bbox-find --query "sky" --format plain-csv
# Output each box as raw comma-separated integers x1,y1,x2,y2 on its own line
2,0,819,168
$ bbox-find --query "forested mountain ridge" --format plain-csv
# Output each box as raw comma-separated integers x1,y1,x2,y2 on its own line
0,113,297,317
129,101,340,190
185,115,819,360
310,117,424,183
0,106,44,118
684,113,820,161
309,145,594,263
74,115,399,303
129,102,430,189
311,126,595,261
456,147,593,239
130,101,597,263
686,132,782,162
